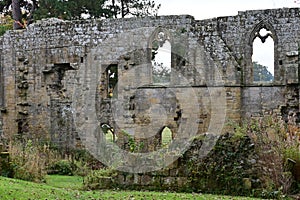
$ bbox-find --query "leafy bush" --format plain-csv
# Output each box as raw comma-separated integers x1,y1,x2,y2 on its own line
9,140,54,182
188,133,256,196
83,168,117,190
0,24,12,36
47,160,77,176
231,115,300,197
70,149,105,171
187,115,300,198
0,16,13,36
0,152,12,177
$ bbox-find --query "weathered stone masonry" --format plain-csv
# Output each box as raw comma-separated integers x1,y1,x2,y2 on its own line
0,8,299,156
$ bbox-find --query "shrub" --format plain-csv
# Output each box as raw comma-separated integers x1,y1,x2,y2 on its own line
232,115,300,197
0,152,13,177
187,115,300,198
0,16,13,36
9,140,54,182
70,149,105,171
83,168,117,190
188,133,257,196
47,160,77,176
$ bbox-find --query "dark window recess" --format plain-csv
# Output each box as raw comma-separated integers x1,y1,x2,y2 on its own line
279,60,283,65
81,57,84,63
107,65,118,98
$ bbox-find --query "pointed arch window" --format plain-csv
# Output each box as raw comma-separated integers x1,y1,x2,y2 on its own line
151,29,172,84
161,127,173,148
252,28,274,83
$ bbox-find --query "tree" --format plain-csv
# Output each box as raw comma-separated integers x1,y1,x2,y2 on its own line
0,0,35,29
253,61,274,82
106,0,161,18
12,0,23,29
33,0,113,20
1,0,161,28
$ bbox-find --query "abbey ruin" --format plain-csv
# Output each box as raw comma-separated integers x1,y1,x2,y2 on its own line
0,7,299,178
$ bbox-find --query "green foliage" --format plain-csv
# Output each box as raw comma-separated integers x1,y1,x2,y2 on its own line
122,130,144,152
250,116,298,196
231,115,300,197
108,0,161,18
188,115,300,198
253,61,274,82
152,62,171,84
0,0,161,22
151,38,172,84
0,15,13,36
47,160,77,176
66,148,105,171
0,23,12,35
0,152,12,178
83,168,117,190
9,140,52,182
188,133,256,196
284,146,300,164
33,0,113,20
33,0,73,20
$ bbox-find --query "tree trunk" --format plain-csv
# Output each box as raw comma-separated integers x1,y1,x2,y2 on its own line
121,0,125,18
112,0,117,18
12,0,23,29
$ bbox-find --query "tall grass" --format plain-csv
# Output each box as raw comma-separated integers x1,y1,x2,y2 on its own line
9,140,58,182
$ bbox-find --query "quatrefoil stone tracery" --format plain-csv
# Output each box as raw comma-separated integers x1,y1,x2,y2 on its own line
255,28,272,43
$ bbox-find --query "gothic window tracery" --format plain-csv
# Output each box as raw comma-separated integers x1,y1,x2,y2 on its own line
251,26,275,83
151,28,172,84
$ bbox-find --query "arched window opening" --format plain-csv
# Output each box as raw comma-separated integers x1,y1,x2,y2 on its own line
161,127,173,148
252,28,274,83
105,130,114,142
101,124,116,142
152,31,171,84
106,64,118,98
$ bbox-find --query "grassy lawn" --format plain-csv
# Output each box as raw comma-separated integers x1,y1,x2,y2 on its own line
45,175,84,190
0,175,263,200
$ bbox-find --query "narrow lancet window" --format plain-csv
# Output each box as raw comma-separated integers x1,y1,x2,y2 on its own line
152,31,171,84
107,64,118,98
161,127,173,148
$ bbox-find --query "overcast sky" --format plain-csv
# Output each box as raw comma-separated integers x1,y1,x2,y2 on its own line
157,0,299,20
156,0,300,75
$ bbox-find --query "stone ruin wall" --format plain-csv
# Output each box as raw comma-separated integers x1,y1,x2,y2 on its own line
0,8,299,169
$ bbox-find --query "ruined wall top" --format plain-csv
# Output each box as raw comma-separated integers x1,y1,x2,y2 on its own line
2,7,299,85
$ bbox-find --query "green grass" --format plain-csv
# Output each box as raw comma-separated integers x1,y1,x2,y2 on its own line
45,175,83,190
0,175,263,200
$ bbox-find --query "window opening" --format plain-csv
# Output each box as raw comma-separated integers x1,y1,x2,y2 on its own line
152,31,171,84
107,65,118,98
101,124,116,142
252,28,274,83
161,127,173,148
